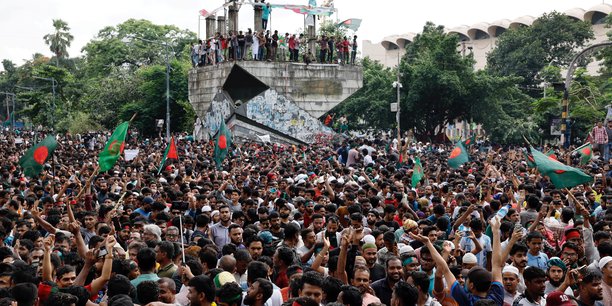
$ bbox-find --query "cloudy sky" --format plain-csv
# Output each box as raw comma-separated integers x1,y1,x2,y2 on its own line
0,0,608,69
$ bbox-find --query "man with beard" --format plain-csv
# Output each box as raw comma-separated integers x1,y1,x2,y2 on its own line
229,224,245,249
134,196,154,219
297,228,317,267
188,275,216,306
509,243,528,293
371,256,404,306
560,242,580,269
362,243,386,282
247,236,264,261
599,256,612,305
576,268,605,306
210,205,232,251
299,271,324,305
269,212,285,240
244,278,273,306
366,211,380,231
351,265,381,306
502,265,520,305
512,266,546,306
278,203,292,227
316,217,341,250
544,257,573,296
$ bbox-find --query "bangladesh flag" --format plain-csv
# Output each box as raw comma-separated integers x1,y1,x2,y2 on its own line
461,135,476,147
523,149,536,168
448,142,469,169
411,157,424,188
214,120,232,169
19,135,57,177
98,121,129,172
158,136,178,174
337,18,362,31
546,150,557,161
573,142,593,165
530,147,592,188
2,112,13,127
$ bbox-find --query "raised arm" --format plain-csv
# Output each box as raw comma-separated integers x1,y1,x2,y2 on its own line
42,234,55,282
89,236,115,294
311,236,331,276
490,216,502,283
410,232,456,287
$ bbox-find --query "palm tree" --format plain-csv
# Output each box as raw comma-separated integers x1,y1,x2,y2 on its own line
43,19,74,66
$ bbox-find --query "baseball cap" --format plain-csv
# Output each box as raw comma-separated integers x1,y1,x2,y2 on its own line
545,291,573,306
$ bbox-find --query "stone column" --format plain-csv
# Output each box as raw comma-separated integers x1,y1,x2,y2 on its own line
205,16,216,38
217,16,226,35
228,5,239,33
307,15,316,57
254,6,263,32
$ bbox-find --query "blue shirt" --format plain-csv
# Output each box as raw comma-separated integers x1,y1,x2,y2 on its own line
527,252,549,271
451,280,504,306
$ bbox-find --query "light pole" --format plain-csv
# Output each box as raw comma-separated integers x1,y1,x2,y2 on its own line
33,77,57,130
125,36,173,141
561,41,612,148
392,52,402,134
0,92,16,129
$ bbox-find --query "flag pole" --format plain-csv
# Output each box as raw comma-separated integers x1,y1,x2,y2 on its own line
179,213,186,263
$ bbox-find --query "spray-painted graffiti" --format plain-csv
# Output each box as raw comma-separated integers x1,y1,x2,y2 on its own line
204,94,233,135
246,89,333,143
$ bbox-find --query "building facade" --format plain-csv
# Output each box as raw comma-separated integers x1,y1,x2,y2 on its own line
362,4,611,72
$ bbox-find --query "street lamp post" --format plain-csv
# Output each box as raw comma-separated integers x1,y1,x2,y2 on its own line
0,92,16,129
392,52,402,134
33,77,57,130
126,36,173,141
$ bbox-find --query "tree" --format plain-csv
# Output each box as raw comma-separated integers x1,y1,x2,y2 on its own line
331,57,395,130
399,22,482,140
43,19,74,66
487,12,593,90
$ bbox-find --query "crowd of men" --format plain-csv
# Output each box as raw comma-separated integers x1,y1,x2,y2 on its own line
191,31,358,67
0,129,610,306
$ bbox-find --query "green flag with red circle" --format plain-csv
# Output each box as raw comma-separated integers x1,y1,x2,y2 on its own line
448,142,469,169
530,146,591,188
158,136,178,174
213,120,232,169
19,135,58,177
411,157,424,188
98,121,129,172
573,142,593,165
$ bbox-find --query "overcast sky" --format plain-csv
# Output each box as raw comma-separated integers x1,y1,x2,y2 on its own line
0,0,608,70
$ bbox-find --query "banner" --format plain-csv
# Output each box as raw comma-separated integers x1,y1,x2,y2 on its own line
124,149,139,161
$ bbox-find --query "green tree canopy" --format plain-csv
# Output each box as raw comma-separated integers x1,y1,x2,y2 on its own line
43,19,74,66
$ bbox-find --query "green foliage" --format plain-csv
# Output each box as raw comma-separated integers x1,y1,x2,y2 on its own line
318,21,348,39
332,57,395,129
81,19,196,78
487,12,593,89
56,111,102,134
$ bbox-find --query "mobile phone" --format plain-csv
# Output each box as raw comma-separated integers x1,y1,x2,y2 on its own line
577,265,588,275
514,223,523,232
98,246,108,258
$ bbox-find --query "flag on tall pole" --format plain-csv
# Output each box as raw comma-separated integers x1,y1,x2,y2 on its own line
19,135,58,177
158,136,178,174
214,121,232,169
523,149,536,168
448,142,469,169
572,142,593,165
98,122,129,172
461,134,476,147
530,146,592,188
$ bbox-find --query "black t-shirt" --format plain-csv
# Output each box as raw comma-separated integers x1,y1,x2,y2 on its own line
238,34,245,46
369,263,386,282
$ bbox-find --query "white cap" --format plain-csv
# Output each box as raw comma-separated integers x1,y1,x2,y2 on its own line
463,253,477,264
503,265,520,277
362,235,375,244
599,256,612,270
399,245,414,255
202,205,212,212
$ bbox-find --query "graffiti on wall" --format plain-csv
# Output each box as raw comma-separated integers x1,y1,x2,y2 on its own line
203,94,233,135
246,89,333,143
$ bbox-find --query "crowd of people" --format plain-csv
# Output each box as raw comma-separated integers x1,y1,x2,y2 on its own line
191,30,358,67
0,128,610,306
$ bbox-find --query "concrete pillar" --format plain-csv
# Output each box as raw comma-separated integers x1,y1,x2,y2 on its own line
217,16,226,35
205,16,216,38
228,6,239,33
307,15,316,58
254,6,263,32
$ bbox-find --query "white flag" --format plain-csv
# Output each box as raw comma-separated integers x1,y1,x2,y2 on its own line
257,134,271,143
